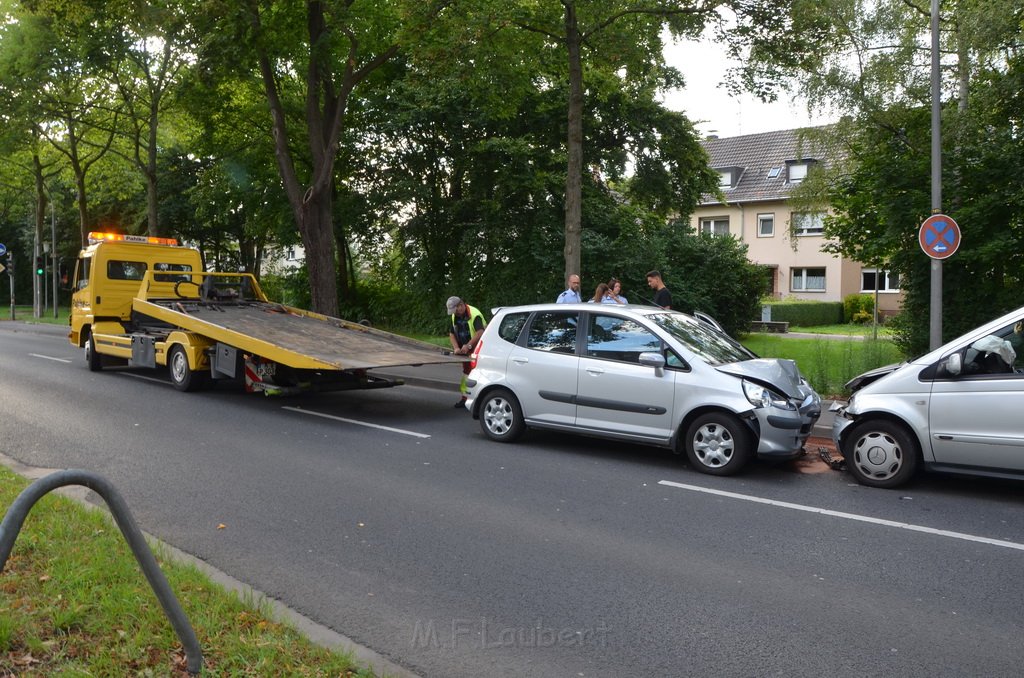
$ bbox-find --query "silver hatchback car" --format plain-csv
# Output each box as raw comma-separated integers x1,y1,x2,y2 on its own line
465,304,821,476
832,304,1024,488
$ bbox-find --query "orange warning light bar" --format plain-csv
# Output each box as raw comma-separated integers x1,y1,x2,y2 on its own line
87,232,179,246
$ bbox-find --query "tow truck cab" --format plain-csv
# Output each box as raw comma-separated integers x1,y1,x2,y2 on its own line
69,232,203,350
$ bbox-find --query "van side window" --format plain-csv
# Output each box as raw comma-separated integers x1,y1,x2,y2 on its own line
526,312,578,354
107,260,147,281
498,312,529,343
586,314,662,364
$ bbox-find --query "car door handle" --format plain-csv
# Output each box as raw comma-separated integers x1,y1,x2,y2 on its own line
511,356,529,365
585,367,604,376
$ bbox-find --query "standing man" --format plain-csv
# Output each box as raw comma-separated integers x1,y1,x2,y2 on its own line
646,270,672,309
556,274,582,303
447,296,487,408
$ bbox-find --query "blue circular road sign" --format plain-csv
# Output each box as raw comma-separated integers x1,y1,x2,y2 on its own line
919,214,961,260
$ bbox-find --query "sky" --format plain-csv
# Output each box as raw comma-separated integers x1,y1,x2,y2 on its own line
660,35,837,139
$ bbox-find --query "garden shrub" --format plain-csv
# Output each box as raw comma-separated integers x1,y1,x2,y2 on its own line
843,294,875,323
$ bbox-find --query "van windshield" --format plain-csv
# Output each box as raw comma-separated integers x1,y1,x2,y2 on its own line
648,312,757,366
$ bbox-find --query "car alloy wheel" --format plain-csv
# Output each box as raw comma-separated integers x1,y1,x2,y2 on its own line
479,388,525,442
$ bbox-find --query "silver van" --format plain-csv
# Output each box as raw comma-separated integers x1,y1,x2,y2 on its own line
465,304,821,476
832,305,1024,487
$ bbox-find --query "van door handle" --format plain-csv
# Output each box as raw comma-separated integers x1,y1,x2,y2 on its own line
585,367,604,376
511,357,529,365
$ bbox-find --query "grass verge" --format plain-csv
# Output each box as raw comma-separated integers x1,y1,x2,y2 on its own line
0,307,69,326
0,467,374,677
742,334,904,398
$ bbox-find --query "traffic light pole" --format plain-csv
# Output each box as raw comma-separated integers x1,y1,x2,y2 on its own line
51,197,58,319
6,255,13,321
33,239,40,318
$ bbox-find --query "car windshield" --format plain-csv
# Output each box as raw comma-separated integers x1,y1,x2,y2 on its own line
647,312,757,366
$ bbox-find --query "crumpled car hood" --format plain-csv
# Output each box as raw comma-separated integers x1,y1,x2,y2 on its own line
716,358,810,399
844,361,904,393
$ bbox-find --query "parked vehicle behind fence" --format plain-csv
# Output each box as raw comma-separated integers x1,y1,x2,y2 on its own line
465,303,821,476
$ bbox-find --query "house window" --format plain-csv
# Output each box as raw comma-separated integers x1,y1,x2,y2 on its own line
700,217,729,237
718,170,732,187
757,213,775,237
792,212,824,236
791,267,826,292
767,167,781,179
788,163,808,183
861,269,900,292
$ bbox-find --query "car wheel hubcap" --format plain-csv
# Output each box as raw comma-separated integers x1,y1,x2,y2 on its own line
693,423,734,468
852,432,902,479
483,397,513,436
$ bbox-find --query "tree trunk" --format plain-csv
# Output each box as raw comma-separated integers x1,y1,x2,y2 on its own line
302,189,339,316
562,0,584,281
146,99,160,236
67,131,89,245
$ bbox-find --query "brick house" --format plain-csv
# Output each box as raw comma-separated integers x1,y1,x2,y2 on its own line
691,128,904,317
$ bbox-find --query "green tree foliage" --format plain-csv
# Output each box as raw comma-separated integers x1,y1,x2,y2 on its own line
0,0,776,336
752,0,1024,355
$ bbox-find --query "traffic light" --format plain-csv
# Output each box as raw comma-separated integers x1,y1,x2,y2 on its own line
35,255,44,276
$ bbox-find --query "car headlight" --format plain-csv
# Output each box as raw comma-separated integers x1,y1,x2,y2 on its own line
742,379,795,410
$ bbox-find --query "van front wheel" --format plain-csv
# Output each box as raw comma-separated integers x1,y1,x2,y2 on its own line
843,420,918,488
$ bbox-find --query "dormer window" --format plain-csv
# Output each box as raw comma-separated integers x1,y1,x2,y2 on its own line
786,159,816,184
715,166,742,189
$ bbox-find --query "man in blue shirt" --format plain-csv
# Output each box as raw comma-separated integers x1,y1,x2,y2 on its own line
556,274,581,303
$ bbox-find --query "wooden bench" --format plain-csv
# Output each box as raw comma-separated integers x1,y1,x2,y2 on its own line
749,320,789,333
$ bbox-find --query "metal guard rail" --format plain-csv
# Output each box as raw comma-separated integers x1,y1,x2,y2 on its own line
0,469,203,675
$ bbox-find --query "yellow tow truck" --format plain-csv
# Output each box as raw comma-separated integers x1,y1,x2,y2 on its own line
68,232,463,393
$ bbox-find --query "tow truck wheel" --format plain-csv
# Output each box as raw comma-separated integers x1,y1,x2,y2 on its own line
84,332,102,372
168,345,207,392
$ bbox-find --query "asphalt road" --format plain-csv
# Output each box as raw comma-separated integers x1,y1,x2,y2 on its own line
2,322,1023,678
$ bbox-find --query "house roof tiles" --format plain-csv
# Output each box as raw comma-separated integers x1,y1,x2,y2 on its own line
700,127,830,205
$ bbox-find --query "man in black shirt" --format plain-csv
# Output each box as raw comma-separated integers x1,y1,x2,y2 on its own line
646,270,672,309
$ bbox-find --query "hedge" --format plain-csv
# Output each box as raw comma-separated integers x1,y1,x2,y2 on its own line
762,300,844,326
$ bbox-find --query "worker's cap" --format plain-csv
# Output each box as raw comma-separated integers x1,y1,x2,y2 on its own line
446,296,462,314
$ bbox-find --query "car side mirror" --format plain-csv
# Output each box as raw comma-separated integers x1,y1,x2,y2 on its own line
639,351,666,377
942,353,962,377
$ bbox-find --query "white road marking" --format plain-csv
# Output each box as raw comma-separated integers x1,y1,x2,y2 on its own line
658,480,1024,552
283,406,431,439
30,353,72,363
